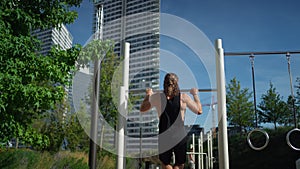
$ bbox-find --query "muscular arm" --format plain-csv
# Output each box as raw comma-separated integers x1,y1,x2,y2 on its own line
191,94,203,114
183,88,203,115
140,88,157,113
140,95,151,112
140,90,164,116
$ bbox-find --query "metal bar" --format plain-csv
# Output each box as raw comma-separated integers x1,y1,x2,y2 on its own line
286,53,297,128
216,39,230,169
129,88,217,93
225,50,300,56
89,59,100,169
187,152,208,155
209,130,214,169
192,133,195,169
207,132,211,169
249,55,258,128
208,130,213,169
89,4,103,169
200,131,204,169
117,42,130,169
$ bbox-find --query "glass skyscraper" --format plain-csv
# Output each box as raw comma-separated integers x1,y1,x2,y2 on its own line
31,24,73,56
93,0,160,155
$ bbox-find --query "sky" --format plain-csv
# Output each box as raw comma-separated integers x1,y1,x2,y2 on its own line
67,0,300,128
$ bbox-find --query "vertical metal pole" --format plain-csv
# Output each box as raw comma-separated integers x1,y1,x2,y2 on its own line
117,42,130,169
89,4,103,169
139,123,142,169
89,59,100,169
212,96,216,131
207,132,211,169
200,131,204,169
286,53,297,128
249,55,258,128
208,131,214,169
192,133,195,157
198,137,201,169
209,130,213,169
139,80,145,169
215,39,230,169
117,86,125,169
172,152,176,165
211,130,214,169
192,133,195,168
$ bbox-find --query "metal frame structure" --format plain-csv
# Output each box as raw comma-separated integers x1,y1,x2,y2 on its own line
186,130,214,169
225,51,300,56
89,37,300,168
221,40,300,152
129,88,217,93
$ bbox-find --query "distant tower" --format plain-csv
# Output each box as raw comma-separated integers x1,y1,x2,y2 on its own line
31,24,73,56
93,0,160,155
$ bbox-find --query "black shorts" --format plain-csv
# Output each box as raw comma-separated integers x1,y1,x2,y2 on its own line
159,137,187,165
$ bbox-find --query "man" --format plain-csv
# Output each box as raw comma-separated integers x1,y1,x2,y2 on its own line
188,144,195,169
140,73,202,169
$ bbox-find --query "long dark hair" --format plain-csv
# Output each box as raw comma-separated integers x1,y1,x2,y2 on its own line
163,73,180,97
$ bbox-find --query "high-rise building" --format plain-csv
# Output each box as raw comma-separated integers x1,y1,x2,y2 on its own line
93,0,160,156
31,24,73,56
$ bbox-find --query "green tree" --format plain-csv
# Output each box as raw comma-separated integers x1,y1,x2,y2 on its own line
77,38,118,125
282,95,298,126
100,53,120,127
0,0,82,147
257,82,289,130
40,104,66,152
64,113,90,152
226,78,255,133
35,100,89,152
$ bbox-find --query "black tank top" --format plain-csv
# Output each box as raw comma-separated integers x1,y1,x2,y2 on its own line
159,93,182,134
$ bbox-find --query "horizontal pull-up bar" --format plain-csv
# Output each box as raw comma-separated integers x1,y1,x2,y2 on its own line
129,88,217,93
225,50,300,56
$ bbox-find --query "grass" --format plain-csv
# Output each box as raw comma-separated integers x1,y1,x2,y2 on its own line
0,149,123,169
0,149,89,169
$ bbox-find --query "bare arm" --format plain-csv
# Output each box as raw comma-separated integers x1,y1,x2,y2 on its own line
184,88,203,115
140,88,153,113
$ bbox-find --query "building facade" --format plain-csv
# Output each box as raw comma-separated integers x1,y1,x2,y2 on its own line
31,24,73,56
93,0,160,156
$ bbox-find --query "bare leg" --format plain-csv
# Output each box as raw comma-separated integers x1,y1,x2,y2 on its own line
162,164,173,169
174,164,184,169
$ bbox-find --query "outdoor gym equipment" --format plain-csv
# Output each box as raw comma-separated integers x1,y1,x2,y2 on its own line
224,49,300,151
